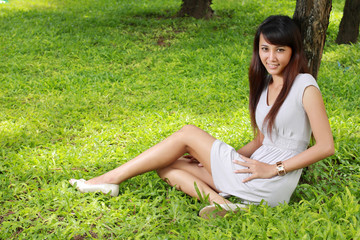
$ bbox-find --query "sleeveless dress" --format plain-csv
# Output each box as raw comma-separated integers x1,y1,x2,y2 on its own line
210,74,320,207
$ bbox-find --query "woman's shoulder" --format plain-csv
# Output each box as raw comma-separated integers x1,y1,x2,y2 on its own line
289,74,321,105
293,73,320,90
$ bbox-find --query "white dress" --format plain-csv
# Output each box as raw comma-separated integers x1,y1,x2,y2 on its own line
210,74,320,207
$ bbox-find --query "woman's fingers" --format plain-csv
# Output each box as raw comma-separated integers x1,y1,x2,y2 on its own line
232,156,275,182
183,154,202,167
183,155,197,162
183,155,194,160
232,159,250,167
233,168,250,173
242,175,256,183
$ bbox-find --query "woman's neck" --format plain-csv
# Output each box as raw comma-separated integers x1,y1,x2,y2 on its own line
270,75,284,88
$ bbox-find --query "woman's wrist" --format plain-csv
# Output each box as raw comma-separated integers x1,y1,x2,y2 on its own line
269,164,279,177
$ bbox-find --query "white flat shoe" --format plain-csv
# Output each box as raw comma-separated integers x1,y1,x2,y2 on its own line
199,203,247,219
69,179,119,197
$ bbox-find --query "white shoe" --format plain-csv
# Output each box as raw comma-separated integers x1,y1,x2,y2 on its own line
199,203,247,219
69,179,119,197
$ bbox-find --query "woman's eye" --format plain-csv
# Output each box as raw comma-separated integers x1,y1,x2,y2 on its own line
277,48,285,52
261,47,268,51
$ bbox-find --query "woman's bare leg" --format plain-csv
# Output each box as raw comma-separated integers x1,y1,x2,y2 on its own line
157,158,231,204
86,125,216,185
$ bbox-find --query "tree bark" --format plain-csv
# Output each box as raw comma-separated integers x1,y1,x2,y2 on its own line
293,0,332,79
177,0,214,19
336,0,360,44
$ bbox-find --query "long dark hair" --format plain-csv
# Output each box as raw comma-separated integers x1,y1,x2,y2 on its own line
248,15,309,136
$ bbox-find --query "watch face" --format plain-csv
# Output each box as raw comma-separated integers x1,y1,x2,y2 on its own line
276,163,286,176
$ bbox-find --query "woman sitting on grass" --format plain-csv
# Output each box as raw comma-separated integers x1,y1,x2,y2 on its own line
70,15,334,218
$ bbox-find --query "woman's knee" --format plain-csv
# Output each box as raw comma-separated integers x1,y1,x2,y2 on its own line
156,167,166,178
179,124,199,134
156,166,172,180
156,159,184,180
177,125,204,141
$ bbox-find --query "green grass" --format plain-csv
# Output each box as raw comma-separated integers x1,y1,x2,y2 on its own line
0,0,359,238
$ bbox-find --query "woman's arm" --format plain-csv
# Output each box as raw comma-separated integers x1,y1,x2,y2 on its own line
282,85,334,172
234,86,334,182
237,130,264,158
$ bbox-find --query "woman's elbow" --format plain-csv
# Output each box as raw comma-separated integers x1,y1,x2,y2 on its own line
327,146,335,157
315,140,335,159
323,142,335,158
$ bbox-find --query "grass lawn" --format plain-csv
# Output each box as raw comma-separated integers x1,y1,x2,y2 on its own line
0,0,359,238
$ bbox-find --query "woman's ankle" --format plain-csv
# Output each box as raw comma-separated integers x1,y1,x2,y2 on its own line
86,176,105,185
87,174,120,185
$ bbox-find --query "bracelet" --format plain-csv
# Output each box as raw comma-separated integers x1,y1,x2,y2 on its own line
276,161,286,176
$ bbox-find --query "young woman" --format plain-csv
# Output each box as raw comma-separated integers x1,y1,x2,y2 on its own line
70,15,334,218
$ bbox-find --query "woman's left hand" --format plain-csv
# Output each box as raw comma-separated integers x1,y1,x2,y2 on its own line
182,154,203,167
233,155,277,183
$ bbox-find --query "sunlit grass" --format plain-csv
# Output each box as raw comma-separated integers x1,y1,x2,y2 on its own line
0,0,359,238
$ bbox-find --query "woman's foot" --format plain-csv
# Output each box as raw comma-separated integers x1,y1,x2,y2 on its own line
69,179,119,197
199,203,247,219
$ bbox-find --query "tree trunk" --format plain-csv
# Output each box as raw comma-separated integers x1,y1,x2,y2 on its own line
336,0,360,44
177,0,214,19
293,0,332,79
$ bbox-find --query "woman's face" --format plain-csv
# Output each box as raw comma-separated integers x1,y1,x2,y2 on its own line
259,34,292,79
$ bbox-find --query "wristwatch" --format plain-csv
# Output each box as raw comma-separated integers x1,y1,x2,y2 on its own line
276,161,287,176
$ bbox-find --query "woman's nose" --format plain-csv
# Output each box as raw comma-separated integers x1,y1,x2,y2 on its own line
269,50,277,61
